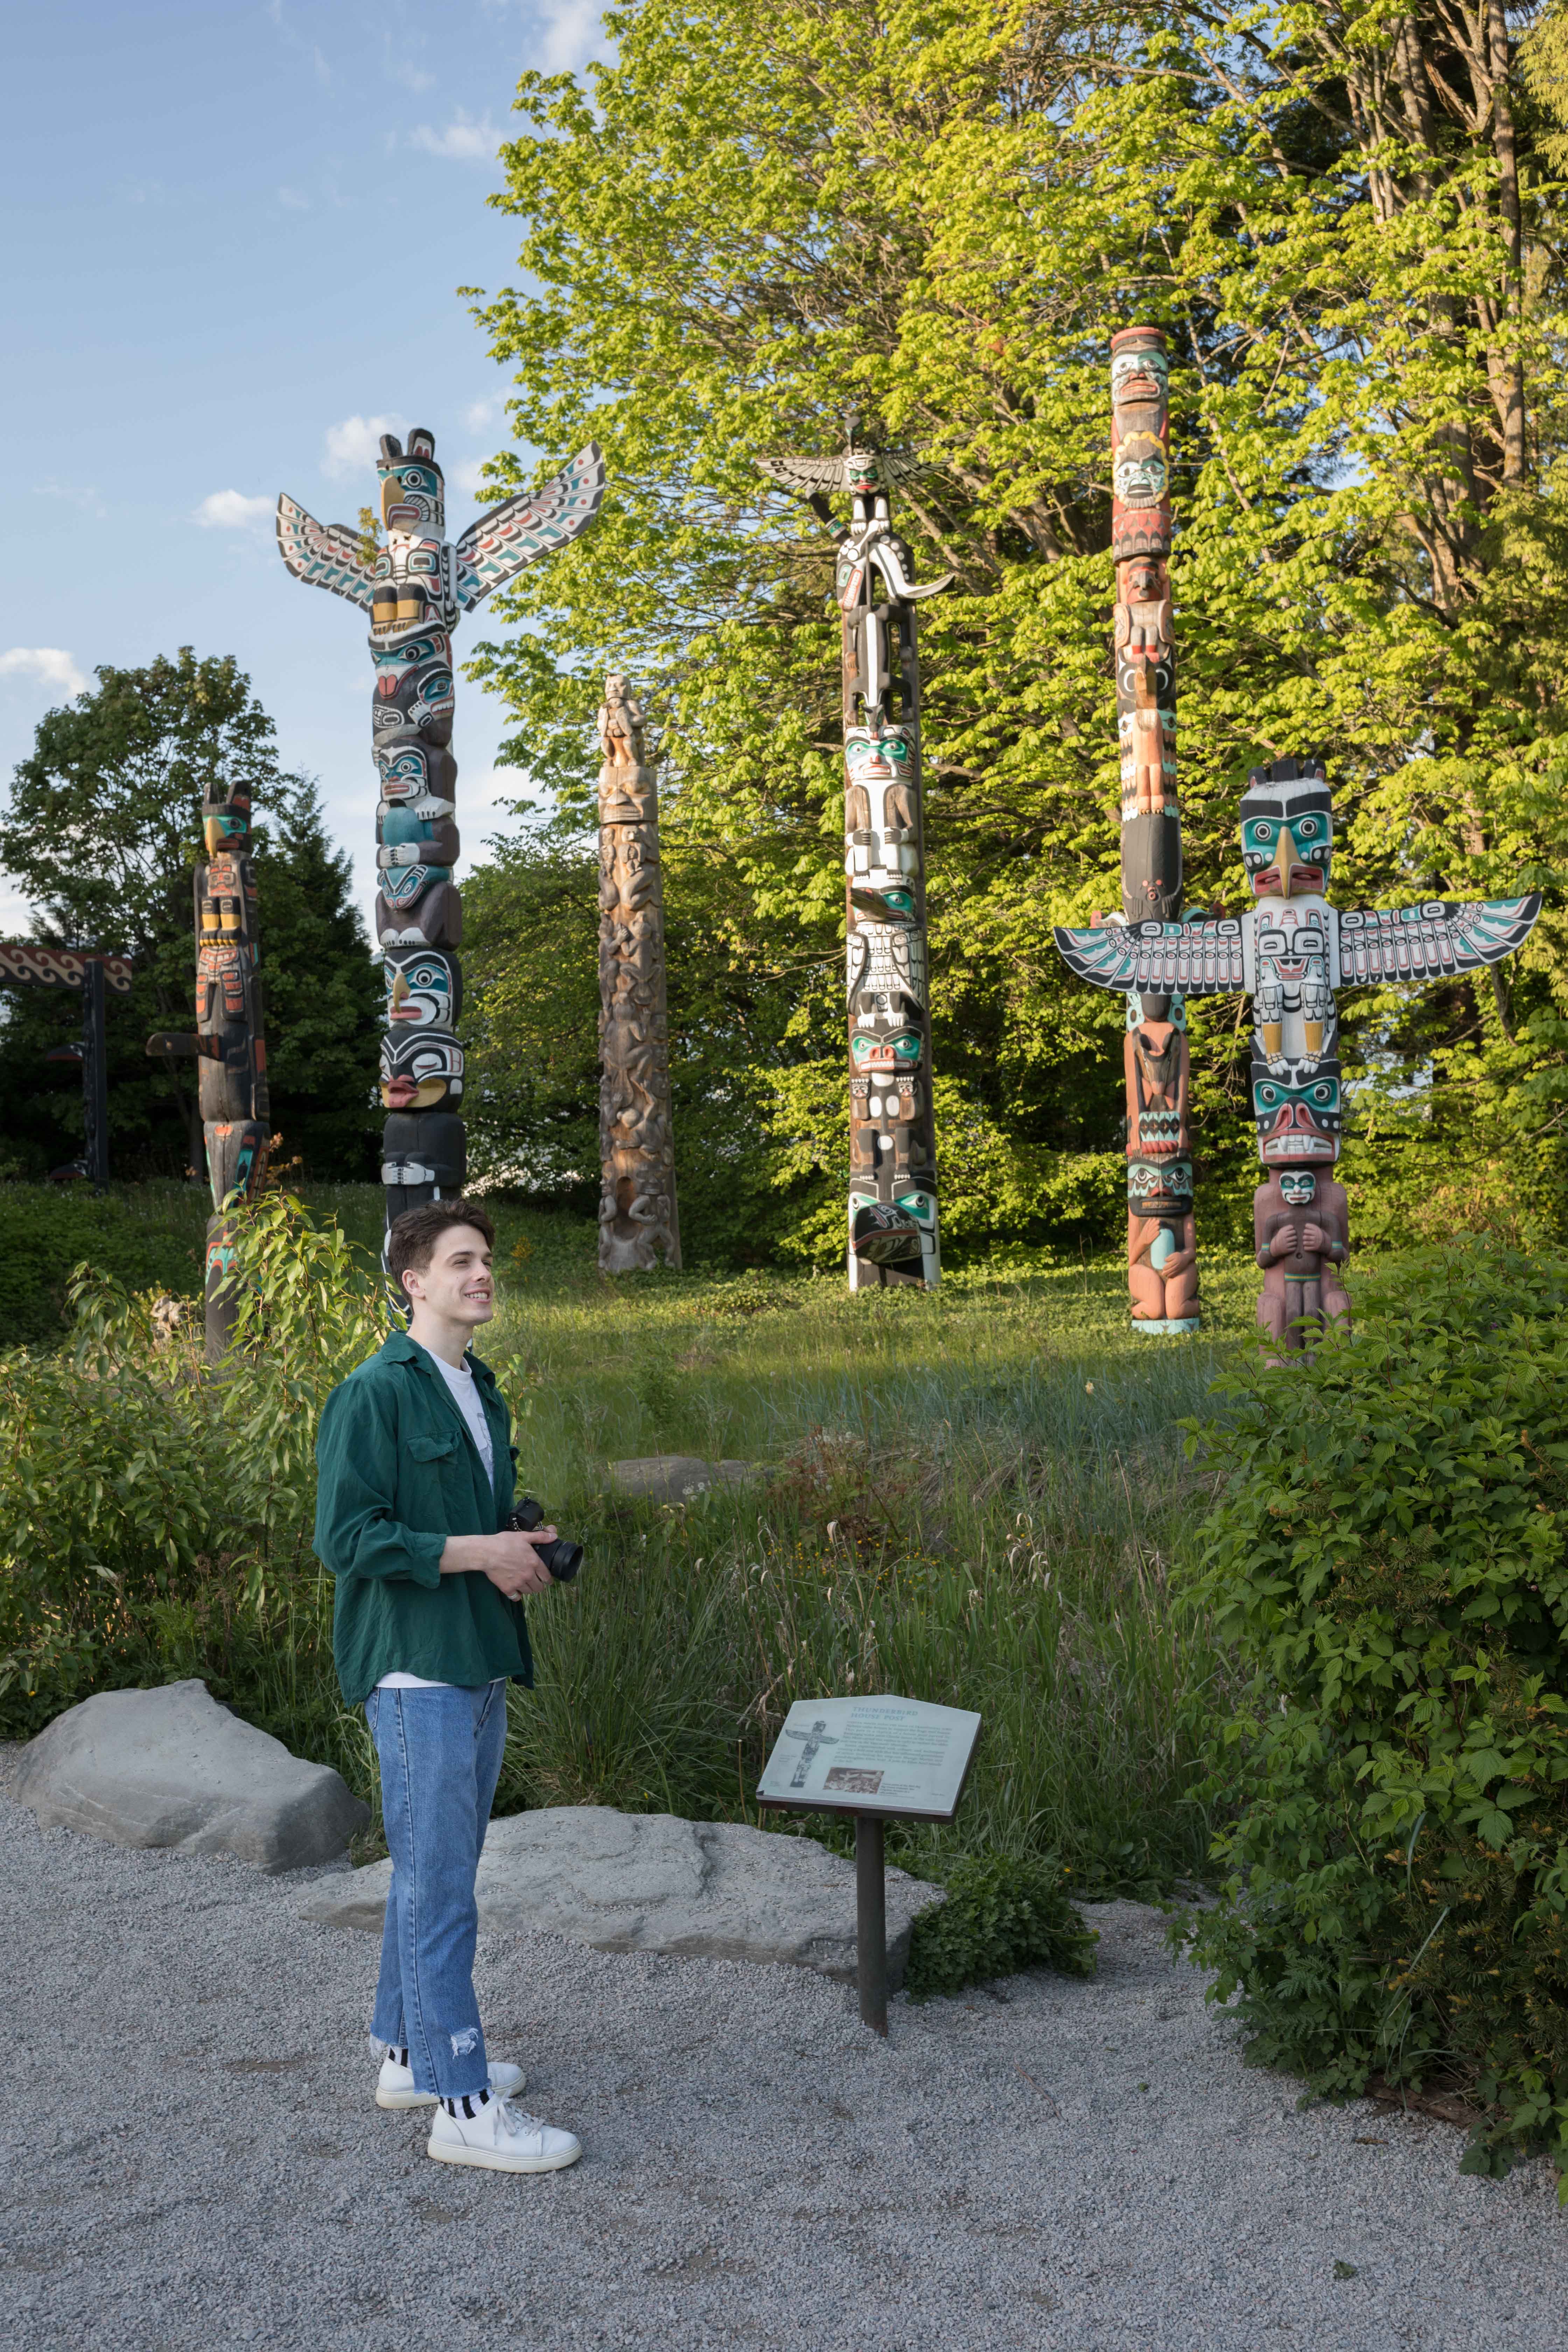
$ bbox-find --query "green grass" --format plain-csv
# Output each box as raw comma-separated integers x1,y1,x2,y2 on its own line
3,1182,1260,1897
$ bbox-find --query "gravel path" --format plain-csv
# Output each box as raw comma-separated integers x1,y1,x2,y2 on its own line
2,1775,1565,2352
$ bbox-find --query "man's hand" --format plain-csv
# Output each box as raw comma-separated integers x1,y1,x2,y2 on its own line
439,1529,559,1597
1299,1221,1326,1254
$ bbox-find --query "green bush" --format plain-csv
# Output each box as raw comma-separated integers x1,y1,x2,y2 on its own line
1180,1240,1568,2193
903,1853,1098,1998
0,1182,207,1344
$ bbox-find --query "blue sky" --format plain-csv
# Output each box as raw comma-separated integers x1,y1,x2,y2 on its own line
1,0,606,940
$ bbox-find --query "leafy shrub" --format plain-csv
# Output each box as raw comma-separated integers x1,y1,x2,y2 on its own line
903,1853,1098,1998
1180,1240,1568,2191
0,1196,383,1776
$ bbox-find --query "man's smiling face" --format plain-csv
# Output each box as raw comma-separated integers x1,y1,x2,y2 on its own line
404,1224,494,1325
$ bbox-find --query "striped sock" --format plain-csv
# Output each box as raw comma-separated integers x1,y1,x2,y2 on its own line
441,2087,492,2121
387,2046,409,2068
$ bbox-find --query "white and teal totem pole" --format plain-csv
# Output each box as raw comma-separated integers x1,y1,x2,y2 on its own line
1056,754,1541,1353
276,431,604,1254
758,436,952,1289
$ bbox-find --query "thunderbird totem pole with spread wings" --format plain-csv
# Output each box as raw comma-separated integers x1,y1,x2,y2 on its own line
1056,746,1541,1353
757,438,952,1289
276,431,605,1261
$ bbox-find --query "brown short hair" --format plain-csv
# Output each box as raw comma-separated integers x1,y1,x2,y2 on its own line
386,1199,496,1294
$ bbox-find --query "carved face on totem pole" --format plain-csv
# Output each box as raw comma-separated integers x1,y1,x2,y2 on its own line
384,946,461,1032
372,631,456,748
202,784,251,858
1239,771,1332,899
380,1029,464,1111
376,740,459,806
1252,1067,1342,1165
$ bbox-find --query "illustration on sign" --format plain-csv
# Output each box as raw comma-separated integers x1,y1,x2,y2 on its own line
758,1696,982,1821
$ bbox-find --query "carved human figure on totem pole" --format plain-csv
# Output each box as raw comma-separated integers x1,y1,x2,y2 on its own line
1254,1168,1349,1359
276,430,605,1268
756,435,953,1290
596,675,680,1273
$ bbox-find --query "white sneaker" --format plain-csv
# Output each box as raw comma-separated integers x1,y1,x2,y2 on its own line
376,2056,526,2111
428,2092,582,2174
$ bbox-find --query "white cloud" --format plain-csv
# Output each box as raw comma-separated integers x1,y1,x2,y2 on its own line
411,110,500,162
0,648,89,697
450,458,495,496
194,489,274,529
277,186,310,212
463,395,503,432
322,412,410,480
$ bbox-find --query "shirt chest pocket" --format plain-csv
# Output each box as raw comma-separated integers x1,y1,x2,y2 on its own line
405,1432,465,1516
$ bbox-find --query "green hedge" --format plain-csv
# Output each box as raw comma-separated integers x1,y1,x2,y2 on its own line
0,1183,208,1345
1181,1241,1568,2191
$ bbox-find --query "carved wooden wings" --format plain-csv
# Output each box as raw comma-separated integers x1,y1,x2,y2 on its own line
1334,895,1541,984
1052,918,1247,998
453,443,607,612
274,495,379,611
1055,895,1542,999
757,452,926,493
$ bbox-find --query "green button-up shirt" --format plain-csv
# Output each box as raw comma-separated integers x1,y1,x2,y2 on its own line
313,1330,534,1707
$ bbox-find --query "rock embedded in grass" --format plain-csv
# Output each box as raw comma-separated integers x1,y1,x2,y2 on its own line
14,1679,369,1873
607,1455,757,1503
298,1804,943,1986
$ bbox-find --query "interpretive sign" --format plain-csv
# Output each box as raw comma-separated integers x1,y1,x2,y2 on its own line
756,1695,982,2036
757,1695,982,1823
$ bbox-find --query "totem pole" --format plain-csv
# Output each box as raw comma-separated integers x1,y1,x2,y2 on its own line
1103,326,1198,1334
596,676,680,1271
1055,755,1541,1353
757,436,952,1288
147,775,272,1360
275,432,605,1258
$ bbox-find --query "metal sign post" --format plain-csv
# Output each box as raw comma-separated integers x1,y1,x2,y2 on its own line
757,1695,982,2036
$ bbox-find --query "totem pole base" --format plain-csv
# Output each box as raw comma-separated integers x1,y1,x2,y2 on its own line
1132,1316,1201,1337
204,1213,241,1367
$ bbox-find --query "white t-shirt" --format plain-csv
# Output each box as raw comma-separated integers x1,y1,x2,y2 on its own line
377,1350,498,1693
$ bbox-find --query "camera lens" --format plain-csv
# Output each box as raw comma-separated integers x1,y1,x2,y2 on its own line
538,1537,583,1583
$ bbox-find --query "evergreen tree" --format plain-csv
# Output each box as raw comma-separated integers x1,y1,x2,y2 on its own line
0,650,380,1182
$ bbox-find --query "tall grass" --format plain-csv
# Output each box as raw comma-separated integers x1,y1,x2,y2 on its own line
0,1192,1253,1892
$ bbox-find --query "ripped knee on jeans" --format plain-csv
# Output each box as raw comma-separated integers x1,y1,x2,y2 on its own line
450,2026,480,2058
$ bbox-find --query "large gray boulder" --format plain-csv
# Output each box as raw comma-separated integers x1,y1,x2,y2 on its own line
15,1679,368,1874
299,1805,943,1988
607,1456,756,1504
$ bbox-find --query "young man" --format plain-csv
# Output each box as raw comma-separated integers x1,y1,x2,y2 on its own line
314,1199,581,2176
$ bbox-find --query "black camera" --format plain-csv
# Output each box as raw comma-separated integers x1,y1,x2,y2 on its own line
505,1495,582,1583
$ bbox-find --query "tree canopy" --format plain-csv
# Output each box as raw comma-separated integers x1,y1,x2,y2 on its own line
0,650,382,1183
449,0,1568,1263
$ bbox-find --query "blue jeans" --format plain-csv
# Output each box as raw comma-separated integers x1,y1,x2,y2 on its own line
364,1680,508,2099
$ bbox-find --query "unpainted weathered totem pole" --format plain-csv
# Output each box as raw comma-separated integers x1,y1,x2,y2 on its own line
276,432,604,1260
596,675,680,1271
1056,753,1541,1354
147,773,272,1360
758,438,952,1288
